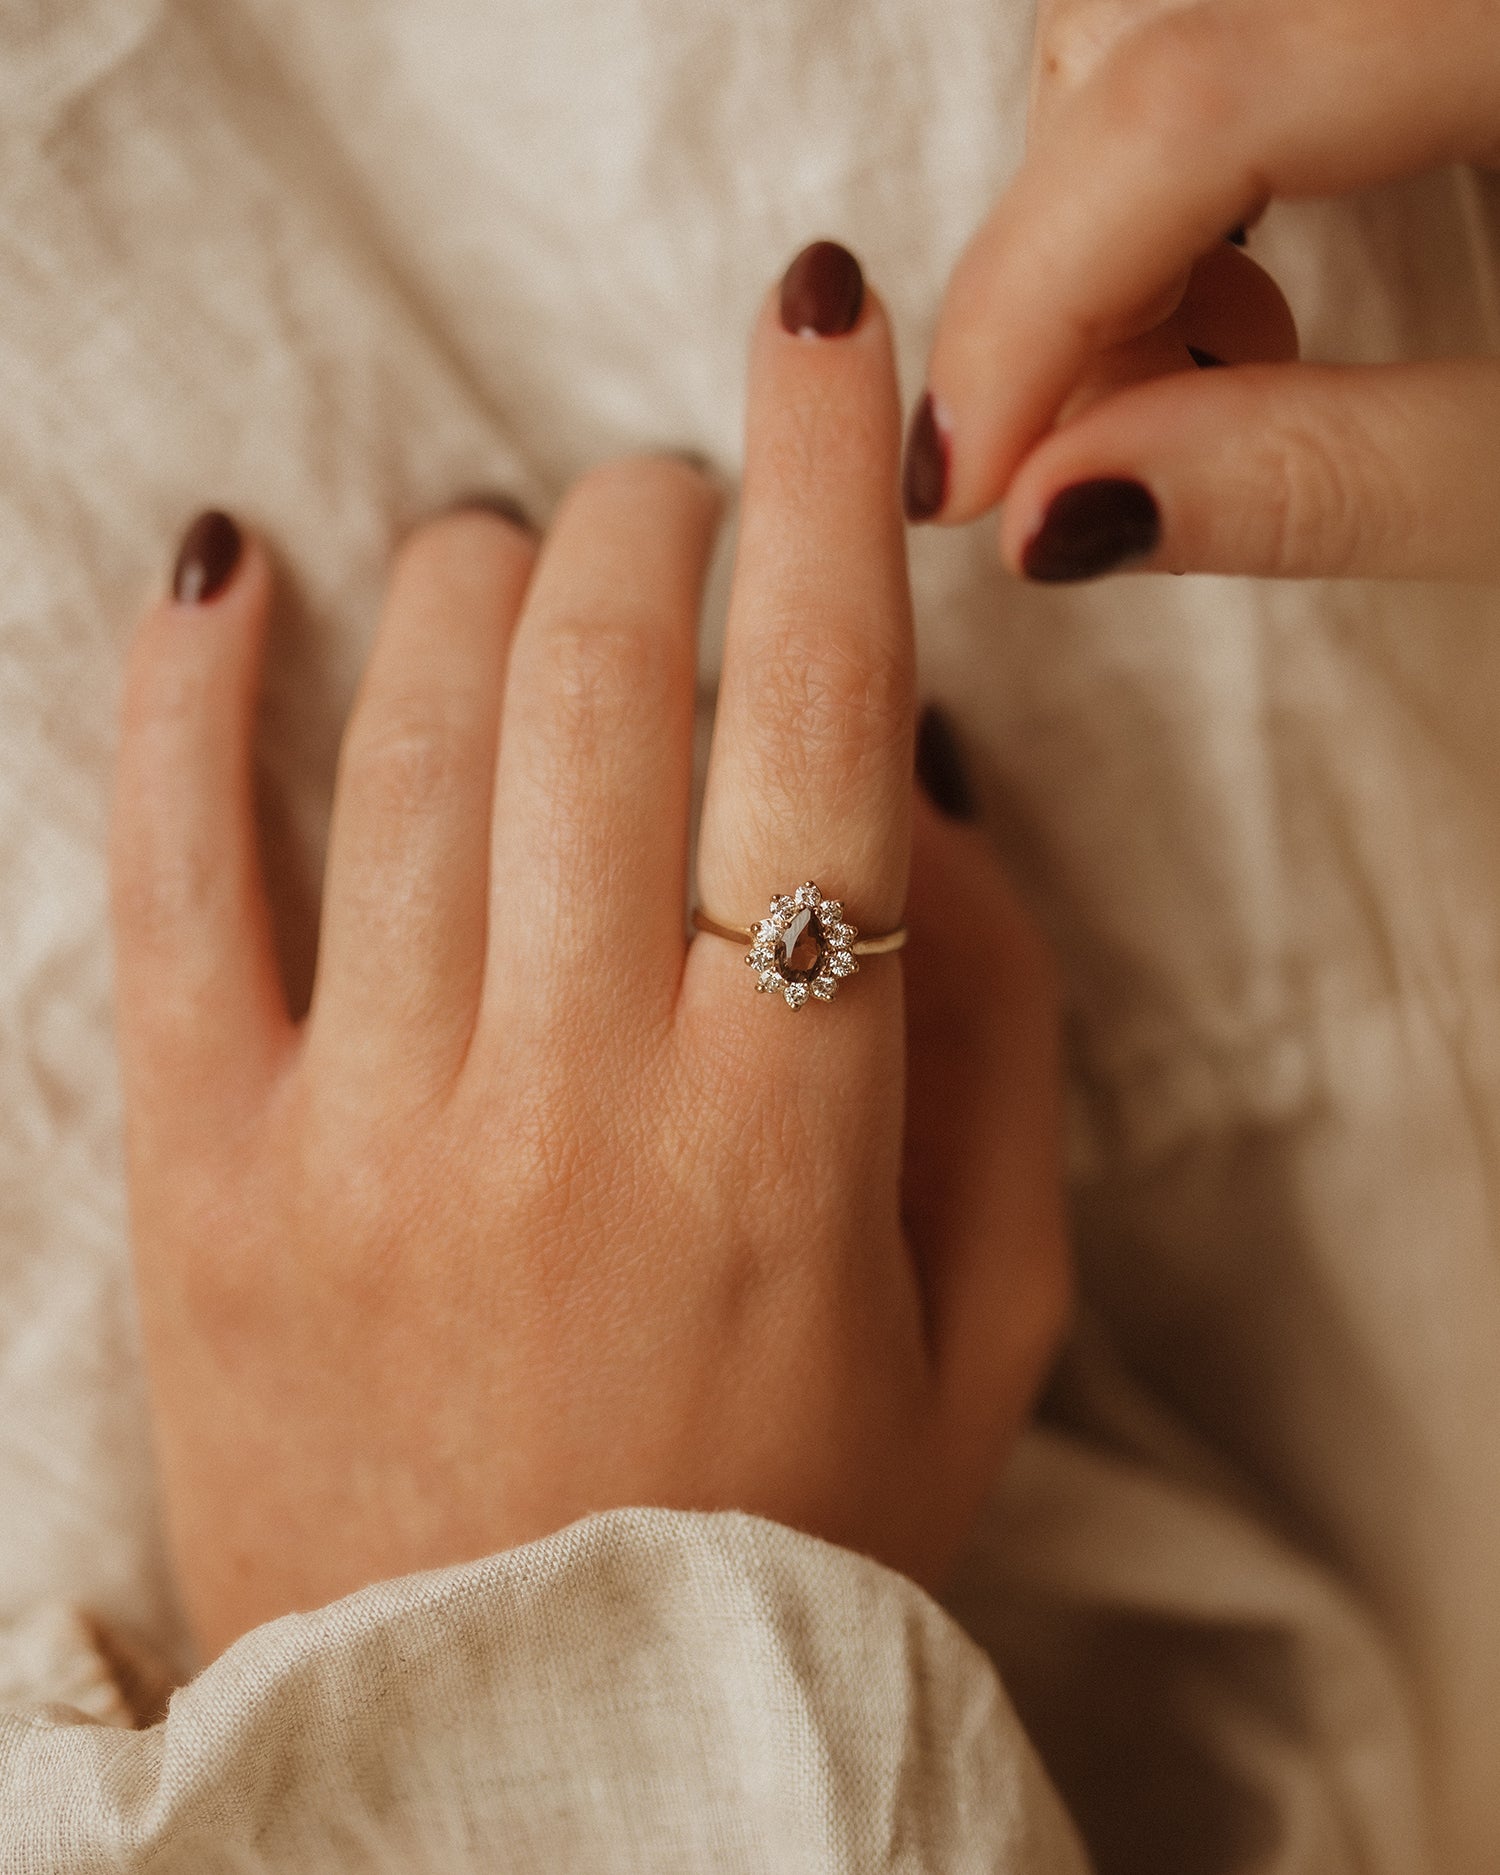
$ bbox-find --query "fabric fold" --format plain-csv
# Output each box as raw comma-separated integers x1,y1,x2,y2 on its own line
0,1508,1090,1875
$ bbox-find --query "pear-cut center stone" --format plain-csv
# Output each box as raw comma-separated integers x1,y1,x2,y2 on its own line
776,906,825,984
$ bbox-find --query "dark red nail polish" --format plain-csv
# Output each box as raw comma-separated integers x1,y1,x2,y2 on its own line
902,393,948,522
1187,345,1226,369
1021,479,1160,583
172,510,242,604
779,241,865,338
449,491,536,531
916,706,977,821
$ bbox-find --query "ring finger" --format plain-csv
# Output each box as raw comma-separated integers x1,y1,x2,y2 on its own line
693,243,916,1015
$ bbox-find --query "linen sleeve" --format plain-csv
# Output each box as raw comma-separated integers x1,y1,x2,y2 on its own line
0,1507,1092,1874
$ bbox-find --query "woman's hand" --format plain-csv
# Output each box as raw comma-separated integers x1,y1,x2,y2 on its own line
905,0,1500,582
111,246,1070,1661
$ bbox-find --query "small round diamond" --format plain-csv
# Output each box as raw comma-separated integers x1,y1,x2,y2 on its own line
729,881,882,1010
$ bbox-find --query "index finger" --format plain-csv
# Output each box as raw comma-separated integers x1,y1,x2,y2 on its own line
913,0,1500,524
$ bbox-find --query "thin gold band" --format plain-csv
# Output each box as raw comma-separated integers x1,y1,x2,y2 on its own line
691,909,908,956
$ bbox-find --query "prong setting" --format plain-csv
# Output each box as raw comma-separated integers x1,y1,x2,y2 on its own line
743,881,859,1010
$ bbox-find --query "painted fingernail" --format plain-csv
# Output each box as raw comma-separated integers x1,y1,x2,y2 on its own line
916,705,978,821
779,240,865,338
1187,345,1226,369
902,392,948,522
448,491,536,531
1021,479,1160,583
1226,224,1248,246
172,510,242,604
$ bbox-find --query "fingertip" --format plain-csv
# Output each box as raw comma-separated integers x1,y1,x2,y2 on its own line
441,491,539,535
171,509,245,606
122,512,274,824
1014,477,1162,583
142,512,272,650
777,239,866,339
744,249,904,486
758,243,895,360
650,447,733,517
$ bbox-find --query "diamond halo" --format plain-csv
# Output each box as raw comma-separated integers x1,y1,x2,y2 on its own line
744,881,859,1010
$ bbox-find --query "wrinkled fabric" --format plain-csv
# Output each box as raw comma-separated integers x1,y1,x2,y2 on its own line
0,0,1496,1868
0,1509,1088,1873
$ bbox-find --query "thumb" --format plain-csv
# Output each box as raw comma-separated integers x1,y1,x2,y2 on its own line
1000,358,1500,582
903,750,1073,1467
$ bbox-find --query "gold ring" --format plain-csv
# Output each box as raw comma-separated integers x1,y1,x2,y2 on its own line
691,880,907,1010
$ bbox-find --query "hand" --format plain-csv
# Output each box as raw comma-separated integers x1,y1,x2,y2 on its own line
905,0,1500,582
110,246,1071,1661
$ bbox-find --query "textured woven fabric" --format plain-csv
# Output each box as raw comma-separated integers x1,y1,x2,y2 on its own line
0,1509,1088,1873
0,0,1496,1867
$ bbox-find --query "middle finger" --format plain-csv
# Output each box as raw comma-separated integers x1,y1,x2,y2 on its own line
480,455,723,1042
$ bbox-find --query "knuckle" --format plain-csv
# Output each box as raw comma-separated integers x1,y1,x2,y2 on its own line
1036,0,1142,99
111,718,225,954
744,607,911,792
765,376,887,491
1252,402,1379,576
530,609,666,732
1103,8,1241,159
338,706,475,824
121,643,200,751
110,824,222,954
147,1151,285,1346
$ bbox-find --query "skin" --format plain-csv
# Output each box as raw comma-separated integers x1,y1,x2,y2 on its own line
923,0,1500,580
111,279,1072,1661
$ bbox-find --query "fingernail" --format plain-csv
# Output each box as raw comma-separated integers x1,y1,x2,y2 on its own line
902,392,948,523
779,240,865,338
915,705,978,822
1226,224,1248,246
172,510,242,604
1187,345,1226,369
448,491,536,531
1021,479,1160,583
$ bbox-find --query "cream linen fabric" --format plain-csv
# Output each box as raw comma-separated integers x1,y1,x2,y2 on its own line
0,0,1496,1868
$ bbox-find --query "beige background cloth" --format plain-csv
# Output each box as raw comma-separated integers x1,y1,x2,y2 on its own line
0,1,1496,1867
